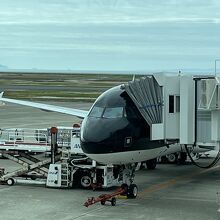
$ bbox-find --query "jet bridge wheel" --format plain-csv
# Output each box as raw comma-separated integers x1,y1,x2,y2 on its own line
166,153,178,163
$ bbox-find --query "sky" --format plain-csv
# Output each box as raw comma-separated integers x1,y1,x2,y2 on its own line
0,0,220,72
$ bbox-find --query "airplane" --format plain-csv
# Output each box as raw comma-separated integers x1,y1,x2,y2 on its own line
0,73,216,197
0,80,180,165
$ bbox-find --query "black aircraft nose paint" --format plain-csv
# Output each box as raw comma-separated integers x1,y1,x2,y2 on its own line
80,85,154,155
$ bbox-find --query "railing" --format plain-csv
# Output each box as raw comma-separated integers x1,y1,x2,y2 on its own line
0,127,80,150
0,128,48,145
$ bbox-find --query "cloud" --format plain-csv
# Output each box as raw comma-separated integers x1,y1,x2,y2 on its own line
0,0,220,70
1,0,220,25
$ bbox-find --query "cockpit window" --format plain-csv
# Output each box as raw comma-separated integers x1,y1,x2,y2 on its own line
89,106,124,119
89,106,104,118
103,107,123,118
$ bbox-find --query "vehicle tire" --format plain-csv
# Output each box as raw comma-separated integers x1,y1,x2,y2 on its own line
160,156,168,163
127,184,138,199
111,197,116,206
0,153,5,159
120,183,128,195
78,171,92,189
101,200,105,205
166,153,178,163
7,178,15,186
178,152,187,164
146,158,157,170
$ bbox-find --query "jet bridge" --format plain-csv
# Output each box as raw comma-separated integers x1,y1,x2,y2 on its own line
123,74,184,142
123,74,220,152
123,76,163,140
196,76,220,144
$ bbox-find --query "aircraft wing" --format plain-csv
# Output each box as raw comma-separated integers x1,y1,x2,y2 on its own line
0,92,88,119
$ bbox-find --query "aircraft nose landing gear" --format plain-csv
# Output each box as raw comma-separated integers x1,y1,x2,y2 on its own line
121,183,138,198
83,164,139,207
128,184,138,198
120,164,139,198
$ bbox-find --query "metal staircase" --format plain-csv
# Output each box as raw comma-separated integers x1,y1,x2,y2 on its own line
60,163,69,187
0,151,60,184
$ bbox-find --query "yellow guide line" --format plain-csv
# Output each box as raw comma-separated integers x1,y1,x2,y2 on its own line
139,164,220,198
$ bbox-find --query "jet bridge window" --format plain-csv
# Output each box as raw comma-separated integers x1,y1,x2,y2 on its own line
176,96,180,113
103,107,123,118
89,106,104,118
169,95,174,113
169,95,180,113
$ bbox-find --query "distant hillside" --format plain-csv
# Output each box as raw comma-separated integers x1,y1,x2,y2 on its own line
0,64,8,69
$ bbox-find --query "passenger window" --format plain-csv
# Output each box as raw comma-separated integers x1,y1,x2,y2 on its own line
89,106,104,118
103,107,123,118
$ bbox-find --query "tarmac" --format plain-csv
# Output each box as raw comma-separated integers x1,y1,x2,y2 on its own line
1,102,220,220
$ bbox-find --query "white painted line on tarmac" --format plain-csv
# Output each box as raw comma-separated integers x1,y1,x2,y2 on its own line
161,196,215,203
0,187,12,192
68,206,107,220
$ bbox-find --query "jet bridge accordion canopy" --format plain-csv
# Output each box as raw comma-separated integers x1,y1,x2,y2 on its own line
123,76,163,126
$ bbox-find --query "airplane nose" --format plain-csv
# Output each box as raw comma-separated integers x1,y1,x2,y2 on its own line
80,117,129,154
80,84,148,158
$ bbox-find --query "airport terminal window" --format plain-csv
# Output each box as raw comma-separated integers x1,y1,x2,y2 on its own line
103,107,123,118
89,106,104,118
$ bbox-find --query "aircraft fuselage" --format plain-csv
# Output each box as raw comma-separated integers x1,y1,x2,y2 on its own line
80,85,173,165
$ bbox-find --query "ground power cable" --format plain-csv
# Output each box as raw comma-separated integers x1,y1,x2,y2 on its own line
185,144,220,169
